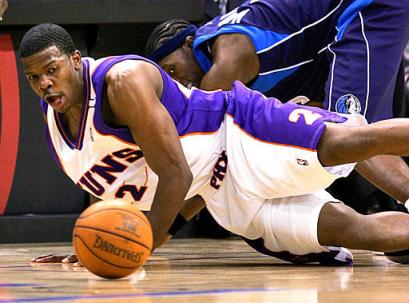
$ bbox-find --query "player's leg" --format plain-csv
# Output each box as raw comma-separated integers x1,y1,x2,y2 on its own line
323,0,409,122
318,118,409,167
317,202,409,252
321,0,409,219
245,191,354,265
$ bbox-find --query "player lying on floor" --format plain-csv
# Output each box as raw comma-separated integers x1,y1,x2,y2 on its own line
21,23,409,267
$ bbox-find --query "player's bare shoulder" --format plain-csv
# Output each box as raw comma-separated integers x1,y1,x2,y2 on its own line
104,59,163,97
102,58,165,127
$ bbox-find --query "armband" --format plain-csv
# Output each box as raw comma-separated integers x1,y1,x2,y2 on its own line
168,213,188,236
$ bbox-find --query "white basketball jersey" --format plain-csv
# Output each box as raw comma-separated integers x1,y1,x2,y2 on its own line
43,54,355,238
43,56,223,211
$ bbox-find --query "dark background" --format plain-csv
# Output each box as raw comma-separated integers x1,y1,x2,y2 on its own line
0,0,211,243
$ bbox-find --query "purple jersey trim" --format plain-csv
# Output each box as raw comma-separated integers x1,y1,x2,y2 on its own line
40,99,47,114
92,55,149,143
174,89,227,136
158,68,227,136
76,59,92,150
41,105,64,171
91,55,345,150
226,82,346,150
44,60,91,150
91,55,227,138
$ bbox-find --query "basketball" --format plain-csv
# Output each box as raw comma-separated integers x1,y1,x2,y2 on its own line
72,199,153,279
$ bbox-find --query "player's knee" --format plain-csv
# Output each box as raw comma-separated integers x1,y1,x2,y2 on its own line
318,115,369,166
341,113,368,127
317,202,362,247
317,125,351,166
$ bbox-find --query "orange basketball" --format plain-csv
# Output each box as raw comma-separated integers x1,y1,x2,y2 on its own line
72,199,153,279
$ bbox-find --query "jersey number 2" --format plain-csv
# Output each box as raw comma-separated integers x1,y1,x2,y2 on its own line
288,109,322,125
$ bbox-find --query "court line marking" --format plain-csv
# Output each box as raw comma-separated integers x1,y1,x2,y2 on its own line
0,283,42,288
0,287,293,302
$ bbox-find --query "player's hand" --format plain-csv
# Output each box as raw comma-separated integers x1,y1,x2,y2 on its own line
288,96,311,104
30,254,82,266
287,96,323,108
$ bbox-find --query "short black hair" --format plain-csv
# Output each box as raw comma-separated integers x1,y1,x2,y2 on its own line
145,19,191,57
19,23,76,58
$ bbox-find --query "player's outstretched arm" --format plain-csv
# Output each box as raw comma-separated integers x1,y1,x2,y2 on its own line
105,60,192,250
200,34,259,91
318,118,409,167
30,196,205,264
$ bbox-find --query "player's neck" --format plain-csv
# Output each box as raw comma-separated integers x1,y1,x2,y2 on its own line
60,65,86,139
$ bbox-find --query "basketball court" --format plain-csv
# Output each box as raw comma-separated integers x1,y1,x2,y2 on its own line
1,238,408,303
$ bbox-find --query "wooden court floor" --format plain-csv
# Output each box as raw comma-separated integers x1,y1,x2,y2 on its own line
1,238,409,303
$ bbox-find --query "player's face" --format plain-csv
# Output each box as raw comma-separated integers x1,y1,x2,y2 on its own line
159,46,204,89
21,46,83,113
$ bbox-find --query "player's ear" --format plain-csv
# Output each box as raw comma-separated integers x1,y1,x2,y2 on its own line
185,36,194,48
71,50,82,70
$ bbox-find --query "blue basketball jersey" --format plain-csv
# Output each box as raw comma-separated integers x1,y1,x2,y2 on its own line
193,0,374,97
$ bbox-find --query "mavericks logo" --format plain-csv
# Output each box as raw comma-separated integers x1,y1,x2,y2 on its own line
335,94,361,114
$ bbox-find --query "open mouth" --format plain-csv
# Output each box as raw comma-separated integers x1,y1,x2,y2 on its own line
44,93,63,105
44,93,65,111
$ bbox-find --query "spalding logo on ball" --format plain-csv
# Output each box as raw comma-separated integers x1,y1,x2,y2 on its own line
73,199,153,279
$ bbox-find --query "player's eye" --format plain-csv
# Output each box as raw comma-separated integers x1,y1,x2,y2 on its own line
48,68,56,74
27,74,38,81
168,66,175,75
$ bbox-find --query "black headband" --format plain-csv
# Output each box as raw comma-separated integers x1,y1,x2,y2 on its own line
148,25,198,62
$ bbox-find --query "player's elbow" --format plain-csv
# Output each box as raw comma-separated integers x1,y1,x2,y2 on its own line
163,164,193,189
179,167,193,193
180,167,193,189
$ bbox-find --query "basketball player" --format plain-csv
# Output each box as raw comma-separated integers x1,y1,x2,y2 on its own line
20,24,409,267
146,0,409,118
145,0,409,215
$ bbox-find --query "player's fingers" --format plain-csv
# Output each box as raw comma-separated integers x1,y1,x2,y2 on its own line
34,256,62,263
287,96,310,104
32,255,69,263
62,255,78,263
73,261,83,267
30,254,53,262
